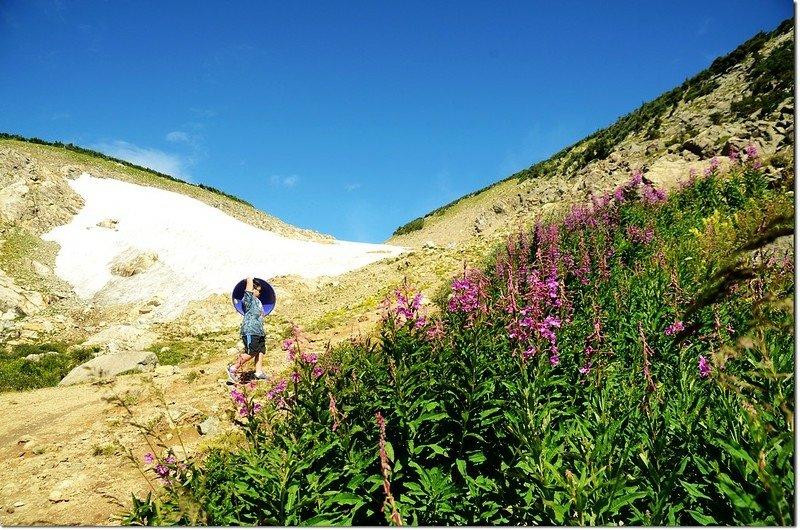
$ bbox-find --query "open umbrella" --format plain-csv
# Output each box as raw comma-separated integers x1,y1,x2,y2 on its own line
231,277,276,315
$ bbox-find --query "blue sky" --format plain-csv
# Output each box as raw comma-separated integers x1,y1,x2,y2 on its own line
0,1,793,243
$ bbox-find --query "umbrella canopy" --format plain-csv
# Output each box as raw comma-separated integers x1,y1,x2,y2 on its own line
231,277,276,315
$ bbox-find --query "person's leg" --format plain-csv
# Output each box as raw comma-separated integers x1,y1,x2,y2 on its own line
253,335,267,379
233,352,253,370
228,336,254,382
254,352,264,375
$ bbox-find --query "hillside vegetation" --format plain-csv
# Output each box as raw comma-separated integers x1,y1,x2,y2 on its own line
389,18,793,247
0,18,793,527
124,146,794,525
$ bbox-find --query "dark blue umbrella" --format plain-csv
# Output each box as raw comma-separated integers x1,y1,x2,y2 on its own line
231,277,276,315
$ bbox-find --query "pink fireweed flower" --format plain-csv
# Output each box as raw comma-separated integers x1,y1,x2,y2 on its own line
745,144,762,168
266,378,288,401
699,355,712,378
143,453,155,465
665,321,685,336
426,318,446,341
300,352,318,365
383,278,428,329
579,361,592,376
549,353,560,366
230,388,246,407
728,147,739,163
642,185,667,206
627,170,643,188
680,168,698,190
312,366,323,378
448,277,480,314
522,345,537,361
703,157,720,177
627,225,655,245
290,372,301,383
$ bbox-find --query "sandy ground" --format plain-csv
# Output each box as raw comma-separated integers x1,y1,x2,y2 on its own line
42,173,407,319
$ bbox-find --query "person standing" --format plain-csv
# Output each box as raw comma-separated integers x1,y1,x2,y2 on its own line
227,277,268,382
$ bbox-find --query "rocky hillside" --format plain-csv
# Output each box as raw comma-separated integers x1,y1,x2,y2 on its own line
388,19,794,251
0,19,793,526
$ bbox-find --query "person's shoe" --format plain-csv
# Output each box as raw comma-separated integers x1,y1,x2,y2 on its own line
226,365,238,383
254,372,268,381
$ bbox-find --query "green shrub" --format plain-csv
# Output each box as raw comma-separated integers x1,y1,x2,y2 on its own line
0,343,99,392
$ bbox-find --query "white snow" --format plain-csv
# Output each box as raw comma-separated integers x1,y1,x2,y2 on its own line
43,173,407,320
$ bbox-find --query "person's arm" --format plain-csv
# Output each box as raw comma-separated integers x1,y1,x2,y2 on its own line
245,276,254,293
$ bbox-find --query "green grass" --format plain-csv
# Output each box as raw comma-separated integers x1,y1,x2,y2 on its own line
0,342,100,392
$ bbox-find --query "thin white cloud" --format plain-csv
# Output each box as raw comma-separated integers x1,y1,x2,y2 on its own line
94,140,194,183
270,174,299,188
345,182,361,192
166,131,190,143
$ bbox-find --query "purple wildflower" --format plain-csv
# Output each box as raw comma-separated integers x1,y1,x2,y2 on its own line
642,185,667,206
703,157,720,177
699,355,712,378
579,362,592,376
143,453,154,465
665,321,685,336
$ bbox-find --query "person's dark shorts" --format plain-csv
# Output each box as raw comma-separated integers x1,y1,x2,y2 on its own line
242,334,266,354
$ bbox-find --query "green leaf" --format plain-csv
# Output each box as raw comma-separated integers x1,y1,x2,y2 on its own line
679,479,712,500
327,492,365,506
716,474,760,511
606,491,648,515
687,509,718,525
466,451,486,465
478,407,501,420
455,458,468,479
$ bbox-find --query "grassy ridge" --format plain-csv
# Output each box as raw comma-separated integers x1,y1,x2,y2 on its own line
0,132,253,208
124,147,793,525
392,17,793,236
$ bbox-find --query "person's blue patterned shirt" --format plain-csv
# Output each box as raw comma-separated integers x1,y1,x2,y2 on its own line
239,291,265,337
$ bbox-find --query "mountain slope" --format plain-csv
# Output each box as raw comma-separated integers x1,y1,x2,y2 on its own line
0,19,794,526
388,19,793,251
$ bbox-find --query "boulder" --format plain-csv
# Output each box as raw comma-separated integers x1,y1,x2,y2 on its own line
0,270,46,318
0,181,29,223
59,351,158,386
110,249,159,277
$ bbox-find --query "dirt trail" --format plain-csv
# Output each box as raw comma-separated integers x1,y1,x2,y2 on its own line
0,357,245,526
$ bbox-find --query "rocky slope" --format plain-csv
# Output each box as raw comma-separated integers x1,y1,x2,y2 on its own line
0,21,794,526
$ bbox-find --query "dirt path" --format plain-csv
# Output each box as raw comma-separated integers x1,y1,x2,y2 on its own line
0,357,243,526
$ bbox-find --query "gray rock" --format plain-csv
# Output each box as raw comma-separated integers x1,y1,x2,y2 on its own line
59,351,158,386
198,416,222,436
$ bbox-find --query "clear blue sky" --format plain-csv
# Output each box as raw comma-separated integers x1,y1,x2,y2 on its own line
0,1,793,243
